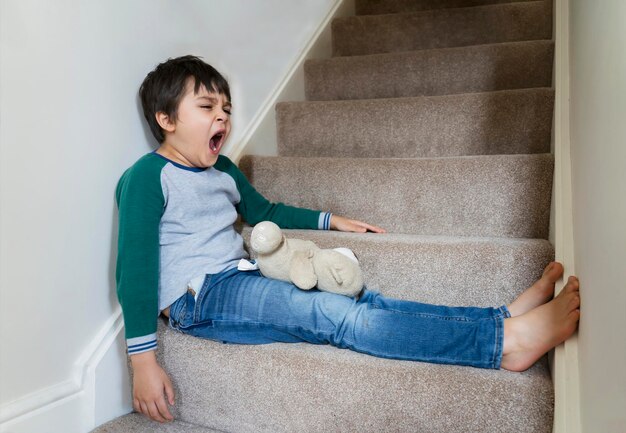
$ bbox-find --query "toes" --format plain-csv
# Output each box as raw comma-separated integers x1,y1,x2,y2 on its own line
567,308,581,325
538,263,564,291
560,279,579,294
554,262,564,277
562,276,579,293
543,262,563,277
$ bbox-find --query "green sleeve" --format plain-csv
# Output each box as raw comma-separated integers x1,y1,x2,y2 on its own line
214,155,322,229
115,154,166,341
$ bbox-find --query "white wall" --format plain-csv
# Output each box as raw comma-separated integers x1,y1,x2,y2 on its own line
569,0,626,431
0,0,337,429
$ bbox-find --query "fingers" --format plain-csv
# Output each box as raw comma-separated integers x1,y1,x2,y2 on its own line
134,396,173,423
155,395,174,422
330,215,387,233
164,376,176,406
350,222,367,233
140,401,148,415
147,401,168,423
355,220,386,233
348,219,386,233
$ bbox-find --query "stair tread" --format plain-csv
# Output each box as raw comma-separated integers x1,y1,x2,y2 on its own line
239,154,553,239
334,1,552,56
91,413,224,433
305,40,554,100
157,321,553,433
356,0,537,15
240,228,554,306
277,87,554,158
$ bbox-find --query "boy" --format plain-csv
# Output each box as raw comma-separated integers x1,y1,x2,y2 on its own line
116,55,580,423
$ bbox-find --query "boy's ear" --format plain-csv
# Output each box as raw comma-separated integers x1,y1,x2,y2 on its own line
155,112,176,133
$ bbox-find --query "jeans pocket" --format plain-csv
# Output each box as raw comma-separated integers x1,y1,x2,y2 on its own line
179,317,215,331
173,293,215,331
169,290,209,330
192,274,222,324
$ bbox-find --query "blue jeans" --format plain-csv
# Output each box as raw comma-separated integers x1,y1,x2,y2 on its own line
168,268,510,369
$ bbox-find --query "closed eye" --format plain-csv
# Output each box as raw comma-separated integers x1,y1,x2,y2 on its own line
200,105,232,115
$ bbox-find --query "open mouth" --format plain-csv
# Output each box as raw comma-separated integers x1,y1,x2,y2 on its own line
209,131,224,153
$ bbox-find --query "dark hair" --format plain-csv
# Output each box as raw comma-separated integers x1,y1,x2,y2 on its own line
139,55,231,143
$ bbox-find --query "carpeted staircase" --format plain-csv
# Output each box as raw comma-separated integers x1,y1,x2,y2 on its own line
95,0,556,431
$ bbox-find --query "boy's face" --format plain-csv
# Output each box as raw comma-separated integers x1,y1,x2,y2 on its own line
156,79,231,168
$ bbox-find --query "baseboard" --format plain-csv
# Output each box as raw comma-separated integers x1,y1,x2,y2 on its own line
551,0,582,432
0,308,129,433
225,0,355,163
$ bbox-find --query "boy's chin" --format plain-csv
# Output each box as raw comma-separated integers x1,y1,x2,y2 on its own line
202,154,219,167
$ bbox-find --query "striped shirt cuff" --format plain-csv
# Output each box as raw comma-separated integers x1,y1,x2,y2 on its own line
318,212,332,230
127,334,157,355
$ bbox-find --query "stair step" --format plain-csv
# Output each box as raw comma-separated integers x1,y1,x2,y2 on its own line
305,40,553,101
238,154,553,239
157,320,553,433
277,88,554,158
240,228,553,307
333,1,551,57
356,0,536,15
91,413,222,433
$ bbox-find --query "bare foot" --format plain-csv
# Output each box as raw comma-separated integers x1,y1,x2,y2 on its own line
507,262,564,317
501,275,580,372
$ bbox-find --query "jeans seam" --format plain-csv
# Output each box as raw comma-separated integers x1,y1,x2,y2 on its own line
490,305,508,369
500,305,512,318
194,274,212,322
213,318,333,344
371,304,473,322
340,339,493,367
492,315,503,369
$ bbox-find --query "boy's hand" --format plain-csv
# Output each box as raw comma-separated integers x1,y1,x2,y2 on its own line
130,351,175,423
330,215,386,233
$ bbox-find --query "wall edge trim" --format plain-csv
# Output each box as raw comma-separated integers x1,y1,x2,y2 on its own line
0,308,123,428
551,0,581,432
224,0,346,163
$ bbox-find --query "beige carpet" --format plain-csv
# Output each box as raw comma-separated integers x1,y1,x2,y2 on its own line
277,88,554,158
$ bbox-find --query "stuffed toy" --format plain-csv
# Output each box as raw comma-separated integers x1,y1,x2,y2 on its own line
249,221,364,297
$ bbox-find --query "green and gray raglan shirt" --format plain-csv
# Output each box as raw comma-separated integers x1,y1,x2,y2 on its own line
115,152,332,355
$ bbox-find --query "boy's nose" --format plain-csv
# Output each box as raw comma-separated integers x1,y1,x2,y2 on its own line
216,110,228,122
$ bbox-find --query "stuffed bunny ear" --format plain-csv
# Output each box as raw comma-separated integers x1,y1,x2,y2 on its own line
290,250,317,290
330,265,344,285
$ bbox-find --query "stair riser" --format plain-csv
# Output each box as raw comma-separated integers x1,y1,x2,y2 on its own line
90,413,222,433
239,154,553,239
334,1,552,57
241,228,554,307
356,0,536,15
277,89,554,158
305,41,554,101
159,324,553,433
